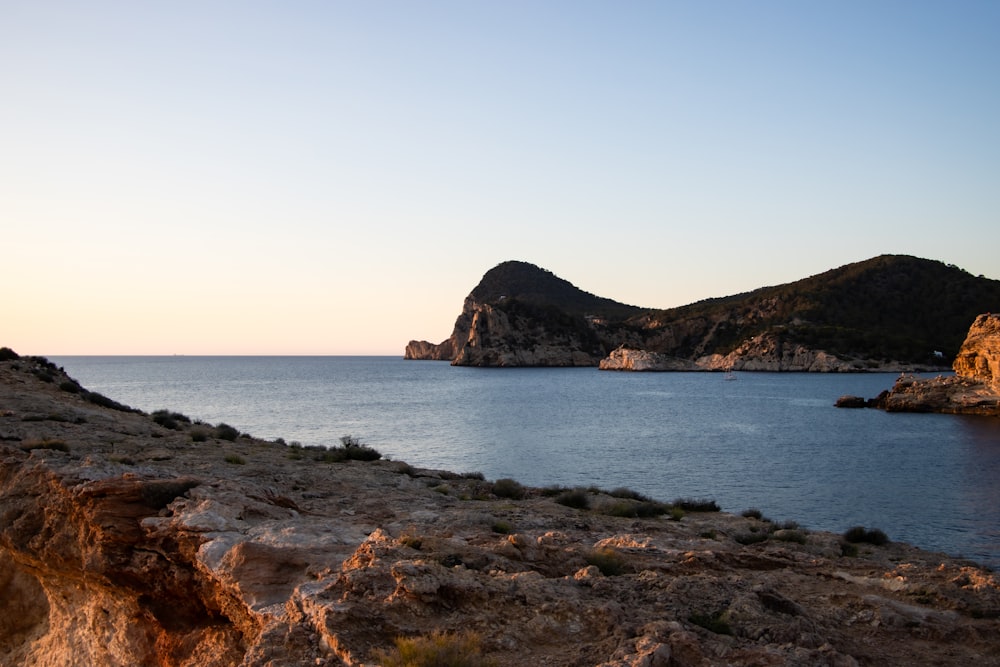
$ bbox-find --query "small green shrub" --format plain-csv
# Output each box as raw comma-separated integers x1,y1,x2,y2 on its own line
20,438,69,452
491,520,513,534
224,454,246,465
0,347,20,361
672,498,720,512
462,471,485,480
773,529,807,544
371,630,494,667
668,506,685,521
190,427,210,442
840,542,859,557
152,410,192,430
399,532,422,550
59,380,82,394
741,508,764,520
843,526,889,545
735,531,770,545
585,547,628,576
689,610,733,635
603,499,668,518
555,488,590,510
214,423,241,441
83,391,137,412
491,478,525,499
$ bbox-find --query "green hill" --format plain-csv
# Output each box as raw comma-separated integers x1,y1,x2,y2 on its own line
469,260,643,321
641,255,1000,363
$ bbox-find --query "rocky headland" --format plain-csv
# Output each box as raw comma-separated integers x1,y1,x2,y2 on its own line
407,256,1000,372
837,314,1000,416
3,351,1000,665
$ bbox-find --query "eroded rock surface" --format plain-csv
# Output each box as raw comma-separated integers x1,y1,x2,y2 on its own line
2,356,1000,666
861,314,1000,415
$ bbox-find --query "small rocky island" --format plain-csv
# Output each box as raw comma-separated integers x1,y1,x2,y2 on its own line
837,313,1000,416
2,349,1000,666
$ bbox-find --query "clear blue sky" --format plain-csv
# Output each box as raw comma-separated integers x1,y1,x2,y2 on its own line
4,1,998,354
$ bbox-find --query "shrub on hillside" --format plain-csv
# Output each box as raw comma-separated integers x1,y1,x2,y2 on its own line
585,547,628,576
672,498,721,512
152,410,192,430
371,630,494,667
491,478,525,499
20,438,69,452
555,488,590,510
843,526,889,545
214,423,241,441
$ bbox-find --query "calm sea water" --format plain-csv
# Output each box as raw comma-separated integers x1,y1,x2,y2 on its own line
51,356,1000,568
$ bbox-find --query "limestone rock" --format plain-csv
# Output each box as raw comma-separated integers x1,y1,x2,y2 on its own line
599,347,699,371
953,313,1000,389
404,338,454,361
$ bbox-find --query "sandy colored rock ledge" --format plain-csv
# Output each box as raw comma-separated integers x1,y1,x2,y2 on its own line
2,355,999,666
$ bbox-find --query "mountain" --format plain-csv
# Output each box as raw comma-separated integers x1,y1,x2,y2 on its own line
406,255,1000,370
405,261,643,366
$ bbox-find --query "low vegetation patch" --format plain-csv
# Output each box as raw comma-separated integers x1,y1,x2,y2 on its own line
603,499,669,518
671,498,721,512
843,526,889,545
371,630,495,667
689,610,733,635
491,520,513,534
214,423,241,441
585,547,628,576
84,390,138,413
152,410,192,430
491,478,525,499
555,488,590,510
734,531,771,546
224,454,246,465
20,438,69,452
306,435,382,462
189,426,210,442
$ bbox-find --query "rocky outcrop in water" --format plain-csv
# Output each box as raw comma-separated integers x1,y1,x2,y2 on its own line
839,314,1000,415
5,352,1000,666
599,347,699,371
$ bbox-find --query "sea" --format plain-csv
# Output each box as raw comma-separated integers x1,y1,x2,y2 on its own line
51,356,1000,569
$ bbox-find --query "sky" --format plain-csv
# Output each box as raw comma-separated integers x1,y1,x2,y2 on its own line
3,1,999,355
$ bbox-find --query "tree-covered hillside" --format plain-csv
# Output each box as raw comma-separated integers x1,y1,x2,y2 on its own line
643,255,1000,363
470,261,642,321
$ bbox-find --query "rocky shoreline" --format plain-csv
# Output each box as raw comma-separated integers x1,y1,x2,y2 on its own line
2,352,1000,666
836,314,1000,416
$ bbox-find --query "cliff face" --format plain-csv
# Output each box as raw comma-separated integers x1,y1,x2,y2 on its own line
405,263,640,367
6,354,1000,666
849,314,1000,415
953,313,1000,389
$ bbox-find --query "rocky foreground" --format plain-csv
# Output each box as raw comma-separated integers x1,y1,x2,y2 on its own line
2,354,1000,666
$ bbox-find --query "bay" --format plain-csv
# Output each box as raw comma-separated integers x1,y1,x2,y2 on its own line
51,356,1000,568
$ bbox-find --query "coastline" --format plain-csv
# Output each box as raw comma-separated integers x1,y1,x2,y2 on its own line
2,352,1000,665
